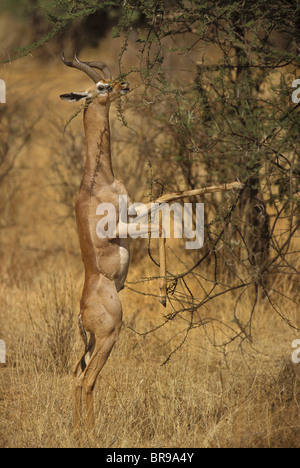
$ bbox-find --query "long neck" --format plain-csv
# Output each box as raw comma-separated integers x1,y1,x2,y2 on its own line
82,101,114,193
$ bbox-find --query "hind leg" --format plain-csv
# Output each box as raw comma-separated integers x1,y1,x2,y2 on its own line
74,317,122,431
81,327,120,431
73,332,96,433
74,276,123,432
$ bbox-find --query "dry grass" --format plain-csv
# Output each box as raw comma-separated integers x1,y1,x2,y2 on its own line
0,28,299,448
0,267,299,448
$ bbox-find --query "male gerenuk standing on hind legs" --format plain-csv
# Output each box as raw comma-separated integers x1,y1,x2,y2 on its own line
60,53,170,433
60,54,133,433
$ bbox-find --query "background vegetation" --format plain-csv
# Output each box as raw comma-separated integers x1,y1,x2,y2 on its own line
0,0,299,447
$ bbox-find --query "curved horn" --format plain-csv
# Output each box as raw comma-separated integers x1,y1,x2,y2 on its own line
78,60,112,80
62,52,102,84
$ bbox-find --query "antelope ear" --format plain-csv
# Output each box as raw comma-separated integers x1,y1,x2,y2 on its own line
60,91,88,102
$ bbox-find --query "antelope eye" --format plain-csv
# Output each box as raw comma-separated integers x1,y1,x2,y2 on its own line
97,85,105,91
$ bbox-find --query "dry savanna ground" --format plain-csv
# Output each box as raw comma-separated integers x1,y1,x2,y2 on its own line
0,273,299,448
0,20,300,448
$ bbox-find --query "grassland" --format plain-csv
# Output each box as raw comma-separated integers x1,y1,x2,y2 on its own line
0,269,299,448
